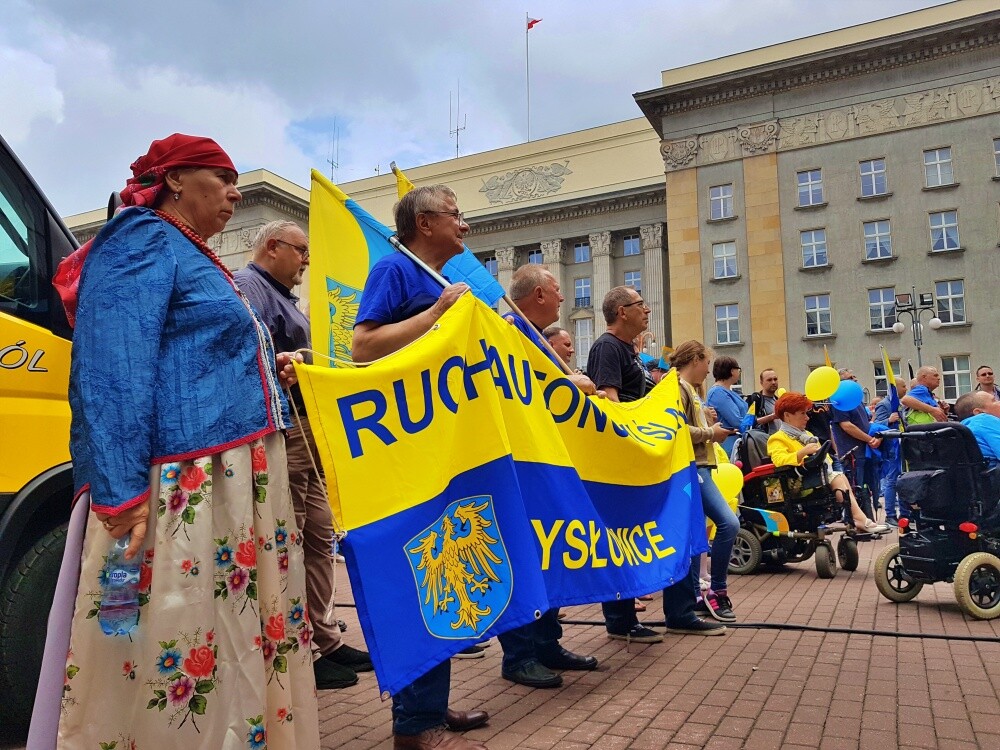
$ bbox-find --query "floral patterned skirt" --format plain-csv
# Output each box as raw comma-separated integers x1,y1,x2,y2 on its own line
57,433,320,750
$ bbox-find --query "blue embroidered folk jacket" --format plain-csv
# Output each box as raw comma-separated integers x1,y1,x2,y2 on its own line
69,208,288,515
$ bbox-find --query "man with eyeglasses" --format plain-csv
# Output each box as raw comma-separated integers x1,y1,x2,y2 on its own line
234,221,376,691
352,186,489,750
975,365,1000,400
587,286,725,640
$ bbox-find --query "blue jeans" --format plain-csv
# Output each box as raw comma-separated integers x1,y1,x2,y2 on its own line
881,457,902,518
392,661,450,735
498,609,564,670
699,467,740,593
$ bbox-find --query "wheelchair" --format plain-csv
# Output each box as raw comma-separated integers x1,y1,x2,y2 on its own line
873,422,1000,619
728,430,880,578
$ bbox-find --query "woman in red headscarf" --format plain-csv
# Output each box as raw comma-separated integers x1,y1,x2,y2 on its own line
47,134,319,749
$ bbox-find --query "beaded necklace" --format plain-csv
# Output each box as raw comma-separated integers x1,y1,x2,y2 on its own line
154,209,233,278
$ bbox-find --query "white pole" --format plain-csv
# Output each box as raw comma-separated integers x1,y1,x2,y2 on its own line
526,12,530,142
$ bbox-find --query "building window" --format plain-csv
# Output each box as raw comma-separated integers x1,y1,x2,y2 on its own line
863,220,892,260
715,304,740,345
709,184,734,220
868,287,895,331
994,138,1000,177
482,256,498,277
935,279,966,324
527,249,543,264
804,294,832,336
874,358,901,398
800,229,827,268
623,234,641,256
573,242,590,263
573,278,591,308
924,147,954,187
859,158,887,197
941,355,972,401
712,241,738,279
574,318,593,371
929,210,960,252
797,169,824,207
624,270,642,293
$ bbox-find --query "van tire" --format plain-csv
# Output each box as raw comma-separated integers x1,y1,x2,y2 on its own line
0,524,67,727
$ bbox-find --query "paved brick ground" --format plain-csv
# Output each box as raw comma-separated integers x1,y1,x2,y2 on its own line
317,533,1000,750
5,533,999,749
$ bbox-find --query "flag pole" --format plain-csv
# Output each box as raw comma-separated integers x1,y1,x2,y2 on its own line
388,234,574,376
525,12,531,142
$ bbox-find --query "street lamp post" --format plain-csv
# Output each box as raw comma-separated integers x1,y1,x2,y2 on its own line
892,285,942,368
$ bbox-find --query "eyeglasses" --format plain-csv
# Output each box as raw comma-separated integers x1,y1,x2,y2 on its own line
422,209,466,223
275,239,309,258
622,299,650,310
981,372,995,377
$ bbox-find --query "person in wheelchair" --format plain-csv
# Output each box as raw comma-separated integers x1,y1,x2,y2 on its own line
768,393,890,534
955,391,1000,468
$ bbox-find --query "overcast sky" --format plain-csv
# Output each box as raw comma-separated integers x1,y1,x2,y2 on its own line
0,0,949,217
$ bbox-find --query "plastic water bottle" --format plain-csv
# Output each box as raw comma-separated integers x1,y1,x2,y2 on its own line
99,534,141,636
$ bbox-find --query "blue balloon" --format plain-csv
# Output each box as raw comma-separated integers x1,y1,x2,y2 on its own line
830,379,864,411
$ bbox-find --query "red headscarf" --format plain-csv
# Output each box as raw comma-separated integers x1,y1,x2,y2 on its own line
54,134,236,326
119,133,236,207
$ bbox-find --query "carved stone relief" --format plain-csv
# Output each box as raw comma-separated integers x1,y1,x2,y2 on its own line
735,120,779,155
662,73,1000,171
495,246,516,272
540,239,563,265
639,223,663,251
660,137,699,169
479,162,572,205
589,231,612,257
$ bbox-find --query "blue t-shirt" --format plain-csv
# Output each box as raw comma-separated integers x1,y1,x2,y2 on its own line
908,384,939,408
502,312,560,367
832,404,870,459
962,413,1000,463
355,253,443,326
706,385,748,456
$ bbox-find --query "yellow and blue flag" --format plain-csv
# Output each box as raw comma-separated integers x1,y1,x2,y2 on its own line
296,294,705,696
309,169,504,364
880,344,901,424
308,170,394,365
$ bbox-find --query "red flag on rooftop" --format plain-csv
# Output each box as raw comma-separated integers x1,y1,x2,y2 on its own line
527,17,542,29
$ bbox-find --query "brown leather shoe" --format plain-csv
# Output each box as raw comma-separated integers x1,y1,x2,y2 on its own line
444,708,489,731
393,726,489,749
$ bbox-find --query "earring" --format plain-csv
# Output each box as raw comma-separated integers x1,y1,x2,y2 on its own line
173,192,180,201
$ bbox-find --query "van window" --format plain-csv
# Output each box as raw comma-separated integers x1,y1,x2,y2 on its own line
0,147,49,317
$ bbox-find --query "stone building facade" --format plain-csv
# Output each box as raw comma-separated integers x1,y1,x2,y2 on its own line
635,0,1000,399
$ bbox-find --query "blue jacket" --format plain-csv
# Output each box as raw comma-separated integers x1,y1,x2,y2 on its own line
69,208,288,515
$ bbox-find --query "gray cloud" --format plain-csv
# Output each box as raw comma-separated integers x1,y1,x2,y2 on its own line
0,0,947,215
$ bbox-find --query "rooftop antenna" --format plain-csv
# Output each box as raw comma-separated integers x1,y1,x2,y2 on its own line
326,118,340,181
449,81,467,158
374,165,381,175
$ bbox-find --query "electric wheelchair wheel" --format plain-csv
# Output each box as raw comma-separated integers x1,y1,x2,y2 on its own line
815,541,837,579
874,543,923,603
837,537,859,572
728,528,763,575
953,552,1000,620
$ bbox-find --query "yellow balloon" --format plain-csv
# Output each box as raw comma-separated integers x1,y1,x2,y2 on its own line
805,366,840,401
711,462,744,500
776,387,787,398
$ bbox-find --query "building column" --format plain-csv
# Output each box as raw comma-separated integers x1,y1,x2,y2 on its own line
496,246,516,314
589,231,612,337
743,153,789,387
664,168,702,348
640,222,666,351
540,238,565,328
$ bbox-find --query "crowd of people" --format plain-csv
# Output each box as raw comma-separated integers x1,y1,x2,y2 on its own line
42,131,1000,750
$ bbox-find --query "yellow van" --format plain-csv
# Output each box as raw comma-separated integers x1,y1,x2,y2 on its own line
0,133,78,726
